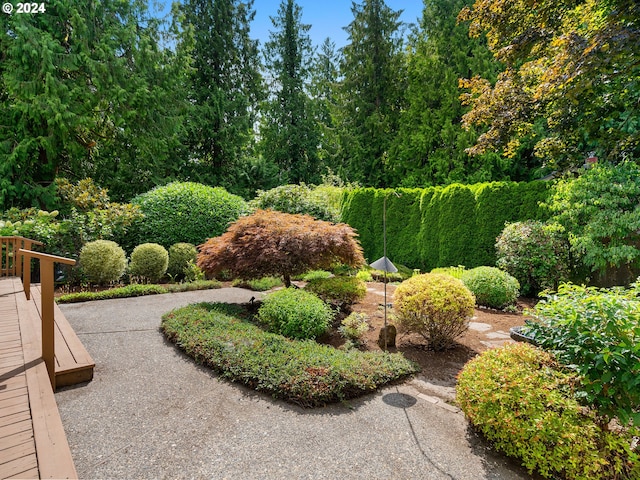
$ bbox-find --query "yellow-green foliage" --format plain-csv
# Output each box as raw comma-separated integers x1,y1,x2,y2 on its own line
167,243,197,280
457,343,639,479
393,273,475,350
129,243,169,282
79,240,127,285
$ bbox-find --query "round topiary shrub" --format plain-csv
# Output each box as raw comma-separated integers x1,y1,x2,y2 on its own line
249,183,339,222
131,182,248,248
167,243,197,280
461,266,520,309
457,343,639,480
258,288,333,340
393,273,475,350
79,240,127,285
305,276,367,312
496,221,570,296
129,243,169,283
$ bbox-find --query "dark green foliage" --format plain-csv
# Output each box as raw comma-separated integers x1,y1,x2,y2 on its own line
167,243,198,281
461,266,519,309
56,280,222,304
496,221,571,296
341,182,549,271
131,182,248,249
305,277,367,312
524,283,640,428
161,302,419,407
258,288,333,340
457,343,639,479
259,0,320,184
335,0,405,186
181,0,263,187
129,243,169,283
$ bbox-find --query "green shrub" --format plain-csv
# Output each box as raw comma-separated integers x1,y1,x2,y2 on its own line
496,221,571,296
430,265,465,279
356,269,373,282
524,283,640,427
249,183,339,222
161,302,419,407
183,260,205,282
338,312,369,342
232,276,283,291
305,277,367,311
461,266,520,309
131,182,247,248
79,240,127,285
129,243,169,283
299,270,332,281
394,273,475,350
258,288,333,340
167,243,197,280
457,343,639,479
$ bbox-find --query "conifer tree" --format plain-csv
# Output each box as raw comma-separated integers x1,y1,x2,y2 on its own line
182,0,263,187
259,0,320,184
335,0,405,187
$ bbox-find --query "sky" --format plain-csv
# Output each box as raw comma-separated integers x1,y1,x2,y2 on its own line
152,1,425,49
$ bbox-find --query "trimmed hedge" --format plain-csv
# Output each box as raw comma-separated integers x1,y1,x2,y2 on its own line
341,181,549,271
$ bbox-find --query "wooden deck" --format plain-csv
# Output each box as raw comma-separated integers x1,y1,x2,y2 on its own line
0,277,83,479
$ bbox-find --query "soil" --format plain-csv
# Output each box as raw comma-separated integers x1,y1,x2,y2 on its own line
319,282,536,389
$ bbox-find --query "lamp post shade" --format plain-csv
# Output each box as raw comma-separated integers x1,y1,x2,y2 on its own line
370,256,398,273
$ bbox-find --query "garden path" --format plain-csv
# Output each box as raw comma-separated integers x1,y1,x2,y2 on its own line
54,288,534,479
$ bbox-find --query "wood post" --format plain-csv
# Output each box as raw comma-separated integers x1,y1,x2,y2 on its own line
17,249,76,389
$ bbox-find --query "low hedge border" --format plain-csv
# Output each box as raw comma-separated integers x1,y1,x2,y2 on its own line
56,280,222,304
161,302,420,407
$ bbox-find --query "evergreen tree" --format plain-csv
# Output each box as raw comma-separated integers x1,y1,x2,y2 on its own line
182,0,263,188
259,0,320,184
335,0,405,187
309,38,341,173
0,0,189,207
388,0,521,187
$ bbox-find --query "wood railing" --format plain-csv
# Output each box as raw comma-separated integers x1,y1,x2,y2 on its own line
0,235,43,277
18,248,76,389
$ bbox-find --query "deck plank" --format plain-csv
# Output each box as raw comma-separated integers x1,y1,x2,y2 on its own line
0,277,78,479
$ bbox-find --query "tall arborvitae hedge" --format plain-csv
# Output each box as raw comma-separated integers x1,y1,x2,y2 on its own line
341,181,550,270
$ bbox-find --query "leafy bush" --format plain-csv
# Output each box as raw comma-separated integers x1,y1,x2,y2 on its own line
167,243,197,280
461,266,520,309
524,283,640,427
161,302,419,407
430,265,465,279
356,269,373,282
457,343,639,479
305,276,367,311
131,182,247,249
299,270,332,281
232,276,283,291
79,240,127,285
249,183,340,222
338,312,369,342
394,273,475,350
496,220,570,296
258,288,333,340
129,243,169,283
546,162,640,276
183,260,205,282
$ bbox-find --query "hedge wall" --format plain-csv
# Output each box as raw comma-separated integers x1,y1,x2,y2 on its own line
341,181,550,271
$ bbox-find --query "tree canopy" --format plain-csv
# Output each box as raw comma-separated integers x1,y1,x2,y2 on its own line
459,0,640,168
197,210,365,286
